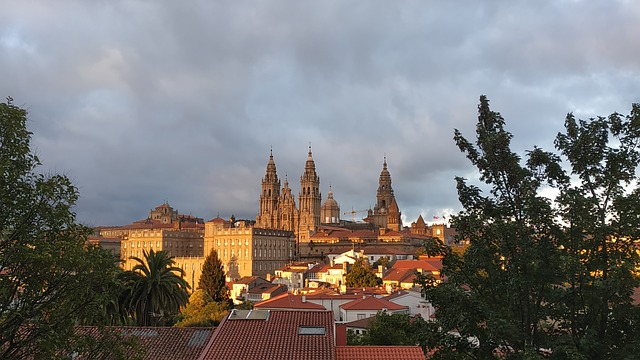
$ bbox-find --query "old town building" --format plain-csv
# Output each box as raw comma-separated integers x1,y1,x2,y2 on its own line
255,149,404,255
203,217,295,281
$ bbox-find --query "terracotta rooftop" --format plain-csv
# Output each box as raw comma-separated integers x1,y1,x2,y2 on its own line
254,293,326,310
233,276,265,285
199,310,336,360
382,268,417,283
340,296,408,311
382,290,417,301
75,326,214,360
335,346,426,360
247,283,286,295
342,316,374,329
307,263,331,273
305,291,360,301
392,257,442,273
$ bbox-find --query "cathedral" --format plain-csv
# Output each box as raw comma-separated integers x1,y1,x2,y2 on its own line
255,147,403,245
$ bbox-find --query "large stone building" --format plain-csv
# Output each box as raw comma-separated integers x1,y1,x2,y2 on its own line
120,228,204,271
203,217,295,280
255,148,403,250
93,150,454,289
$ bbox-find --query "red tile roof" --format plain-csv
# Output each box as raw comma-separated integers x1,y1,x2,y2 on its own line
335,346,426,360
382,268,417,283
392,257,442,273
199,310,336,360
307,263,331,273
233,276,266,285
75,326,214,360
343,316,374,329
247,283,286,295
254,293,326,310
340,296,408,311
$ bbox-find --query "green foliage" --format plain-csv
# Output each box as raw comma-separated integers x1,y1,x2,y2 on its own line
234,300,254,310
198,249,230,303
550,106,640,358
345,258,382,288
372,256,391,269
348,311,429,347
418,96,640,359
0,98,134,358
174,289,230,327
123,249,190,326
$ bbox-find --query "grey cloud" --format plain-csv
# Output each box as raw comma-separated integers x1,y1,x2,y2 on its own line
1,1,639,226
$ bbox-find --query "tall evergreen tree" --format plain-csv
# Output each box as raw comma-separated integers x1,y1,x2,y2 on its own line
198,249,229,303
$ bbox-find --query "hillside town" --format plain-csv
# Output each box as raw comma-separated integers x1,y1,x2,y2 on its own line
87,148,457,359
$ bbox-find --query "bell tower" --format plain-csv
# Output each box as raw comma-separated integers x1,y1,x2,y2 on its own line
256,149,280,229
298,146,321,242
372,156,398,229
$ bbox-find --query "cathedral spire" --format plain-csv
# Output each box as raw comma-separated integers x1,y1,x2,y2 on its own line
299,144,321,241
256,148,281,229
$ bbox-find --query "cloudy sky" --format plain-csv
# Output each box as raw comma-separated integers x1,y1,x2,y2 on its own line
2,1,639,226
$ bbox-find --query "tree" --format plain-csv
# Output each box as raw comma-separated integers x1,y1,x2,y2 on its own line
372,256,391,269
551,107,640,358
418,96,640,359
198,249,229,303
347,311,433,352
174,289,230,327
0,98,133,358
345,258,382,288
124,249,190,326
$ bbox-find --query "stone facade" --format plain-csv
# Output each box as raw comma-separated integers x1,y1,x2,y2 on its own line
255,149,403,248
204,218,295,280
120,228,204,270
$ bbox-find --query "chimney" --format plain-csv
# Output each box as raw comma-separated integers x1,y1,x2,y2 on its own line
266,273,272,281
330,259,334,267
302,295,306,303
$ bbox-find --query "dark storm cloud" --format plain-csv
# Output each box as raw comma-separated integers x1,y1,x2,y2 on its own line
1,1,639,226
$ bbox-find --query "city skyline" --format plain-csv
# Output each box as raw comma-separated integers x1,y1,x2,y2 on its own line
1,1,639,226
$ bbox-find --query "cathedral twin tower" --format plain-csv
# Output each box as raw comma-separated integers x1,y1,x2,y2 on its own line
255,147,402,244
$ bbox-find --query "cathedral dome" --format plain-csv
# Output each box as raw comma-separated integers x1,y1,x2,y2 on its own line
322,187,339,209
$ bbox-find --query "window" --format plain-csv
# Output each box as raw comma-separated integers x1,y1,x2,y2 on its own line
298,326,326,335
357,314,366,320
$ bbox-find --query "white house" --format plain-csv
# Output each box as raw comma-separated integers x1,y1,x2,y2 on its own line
339,295,409,322
383,289,435,320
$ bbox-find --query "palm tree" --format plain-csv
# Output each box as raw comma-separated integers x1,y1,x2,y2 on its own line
124,249,190,326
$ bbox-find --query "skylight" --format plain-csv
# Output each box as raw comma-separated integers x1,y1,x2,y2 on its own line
298,326,326,335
